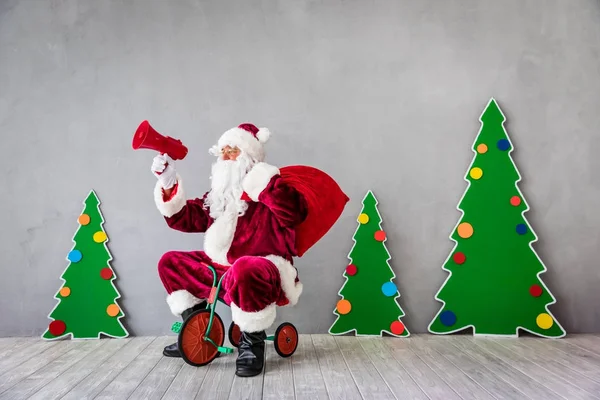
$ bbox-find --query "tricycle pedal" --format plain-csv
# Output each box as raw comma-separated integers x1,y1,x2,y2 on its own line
171,322,182,333
218,346,234,354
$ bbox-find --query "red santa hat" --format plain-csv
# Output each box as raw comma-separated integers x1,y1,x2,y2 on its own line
214,123,271,162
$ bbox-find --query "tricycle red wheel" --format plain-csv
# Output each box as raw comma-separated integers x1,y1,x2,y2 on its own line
274,322,298,358
178,310,225,366
228,322,242,348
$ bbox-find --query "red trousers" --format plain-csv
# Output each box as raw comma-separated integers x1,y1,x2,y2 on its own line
158,250,299,333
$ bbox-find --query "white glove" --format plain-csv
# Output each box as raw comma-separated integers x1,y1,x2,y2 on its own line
151,154,177,190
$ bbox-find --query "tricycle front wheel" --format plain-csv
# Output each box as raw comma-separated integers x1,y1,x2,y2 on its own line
179,310,225,366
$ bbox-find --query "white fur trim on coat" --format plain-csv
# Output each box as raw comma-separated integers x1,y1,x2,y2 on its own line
203,206,238,266
242,163,280,201
231,302,277,333
217,127,265,162
166,290,204,317
154,174,186,218
264,255,303,306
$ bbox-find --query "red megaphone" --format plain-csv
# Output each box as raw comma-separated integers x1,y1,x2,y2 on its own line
132,120,188,160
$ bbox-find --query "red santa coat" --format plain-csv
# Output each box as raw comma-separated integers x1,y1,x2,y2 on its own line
154,162,308,314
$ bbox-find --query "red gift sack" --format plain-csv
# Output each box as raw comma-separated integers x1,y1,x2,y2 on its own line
279,165,349,257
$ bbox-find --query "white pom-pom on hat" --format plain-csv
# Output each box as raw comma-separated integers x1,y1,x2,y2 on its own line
256,127,271,143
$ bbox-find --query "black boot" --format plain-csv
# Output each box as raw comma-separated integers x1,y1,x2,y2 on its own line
163,301,207,357
236,330,266,377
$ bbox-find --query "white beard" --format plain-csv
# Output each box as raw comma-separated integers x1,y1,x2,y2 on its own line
203,152,255,219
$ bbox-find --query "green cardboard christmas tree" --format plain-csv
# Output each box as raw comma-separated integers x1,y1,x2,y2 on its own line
329,191,409,337
43,190,129,340
428,98,566,338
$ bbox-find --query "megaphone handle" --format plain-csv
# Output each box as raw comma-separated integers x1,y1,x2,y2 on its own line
155,152,168,175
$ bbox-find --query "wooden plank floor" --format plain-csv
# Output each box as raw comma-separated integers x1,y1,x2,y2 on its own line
0,334,599,399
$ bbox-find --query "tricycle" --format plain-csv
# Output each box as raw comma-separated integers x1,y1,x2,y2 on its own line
171,263,299,366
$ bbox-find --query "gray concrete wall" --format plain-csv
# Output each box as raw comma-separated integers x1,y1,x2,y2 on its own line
1,0,599,337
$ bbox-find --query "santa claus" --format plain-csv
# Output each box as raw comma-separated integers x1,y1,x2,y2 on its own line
151,123,307,377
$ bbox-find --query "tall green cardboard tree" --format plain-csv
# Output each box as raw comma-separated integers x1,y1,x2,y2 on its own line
329,190,409,337
43,190,129,340
428,98,565,337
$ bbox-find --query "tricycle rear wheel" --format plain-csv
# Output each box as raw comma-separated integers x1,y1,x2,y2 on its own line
228,322,242,348
274,322,298,358
178,310,225,366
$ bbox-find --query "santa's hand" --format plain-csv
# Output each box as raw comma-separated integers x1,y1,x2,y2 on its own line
151,154,177,189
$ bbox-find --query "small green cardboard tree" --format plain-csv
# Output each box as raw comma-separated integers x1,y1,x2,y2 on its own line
329,191,409,337
428,98,566,337
43,190,129,340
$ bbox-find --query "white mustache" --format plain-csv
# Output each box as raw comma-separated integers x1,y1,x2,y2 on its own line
204,152,254,218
